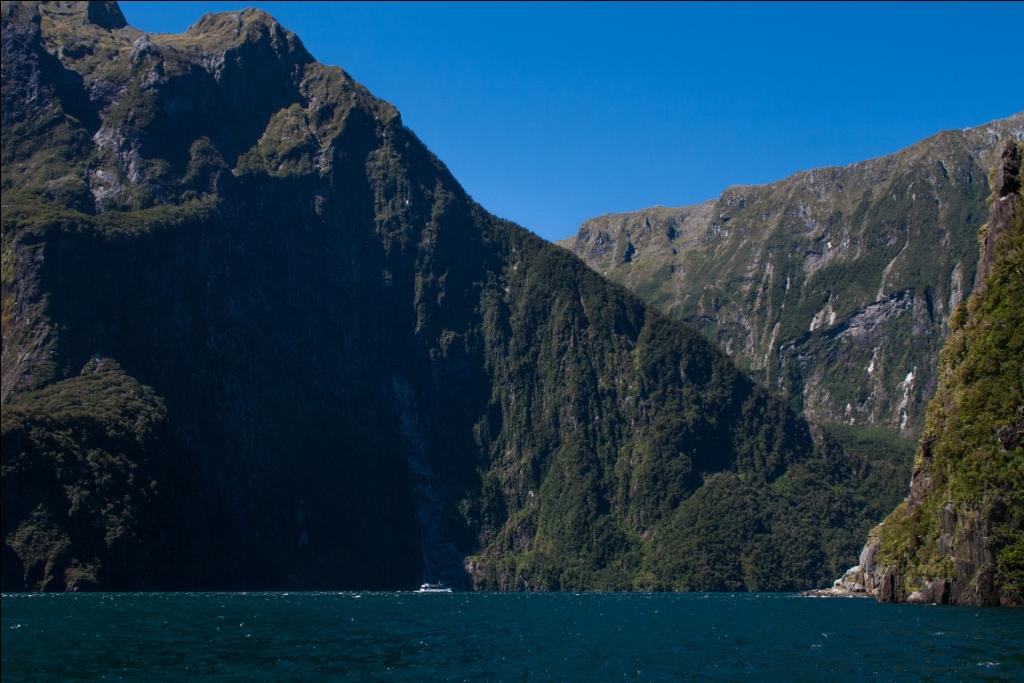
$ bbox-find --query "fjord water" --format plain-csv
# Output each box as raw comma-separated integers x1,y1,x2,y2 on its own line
3,593,1021,681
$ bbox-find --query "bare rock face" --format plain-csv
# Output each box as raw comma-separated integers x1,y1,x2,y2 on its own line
564,115,1024,435
805,535,882,599
977,141,1022,289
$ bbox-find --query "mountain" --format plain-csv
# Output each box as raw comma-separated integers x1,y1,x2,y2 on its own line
2,1,902,592
827,141,1023,606
562,114,1023,435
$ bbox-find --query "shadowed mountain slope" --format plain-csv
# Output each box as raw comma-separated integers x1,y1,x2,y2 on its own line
3,1,904,591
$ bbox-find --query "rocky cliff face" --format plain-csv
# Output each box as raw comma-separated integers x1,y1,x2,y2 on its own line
562,115,1023,435
2,1,905,592
827,142,1023,606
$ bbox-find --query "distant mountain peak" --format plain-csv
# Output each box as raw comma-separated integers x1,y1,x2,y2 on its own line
564,112,1023,434
183,7,312,60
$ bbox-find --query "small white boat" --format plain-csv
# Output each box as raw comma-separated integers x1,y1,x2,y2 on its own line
417,582,452,593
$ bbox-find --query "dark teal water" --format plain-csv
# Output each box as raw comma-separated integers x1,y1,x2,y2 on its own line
2,592,1021,681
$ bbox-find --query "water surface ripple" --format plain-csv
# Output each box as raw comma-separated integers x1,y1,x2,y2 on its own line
2,592,1021,681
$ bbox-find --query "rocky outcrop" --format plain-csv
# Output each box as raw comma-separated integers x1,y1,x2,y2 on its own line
563,114,1024,434
823,142,1024,606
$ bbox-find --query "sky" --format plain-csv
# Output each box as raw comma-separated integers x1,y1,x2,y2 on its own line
120,2,1023,242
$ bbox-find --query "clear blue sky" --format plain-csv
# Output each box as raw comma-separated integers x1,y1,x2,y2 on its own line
120,2,1022,242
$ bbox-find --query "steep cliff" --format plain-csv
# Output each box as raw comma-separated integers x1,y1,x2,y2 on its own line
828,142,1023,606
562,115,1023,435
3,1,903,592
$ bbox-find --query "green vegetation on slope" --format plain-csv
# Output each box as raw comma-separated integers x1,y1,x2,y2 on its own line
1,359,181,590
564,114,1022,435
2,0,914,591
872,141,1024,605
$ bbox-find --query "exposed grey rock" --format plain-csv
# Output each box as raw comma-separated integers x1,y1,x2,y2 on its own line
563,114,1024,433
823,141,1024,607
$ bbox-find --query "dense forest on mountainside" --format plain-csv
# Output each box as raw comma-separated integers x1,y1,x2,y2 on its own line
3,1,908,592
